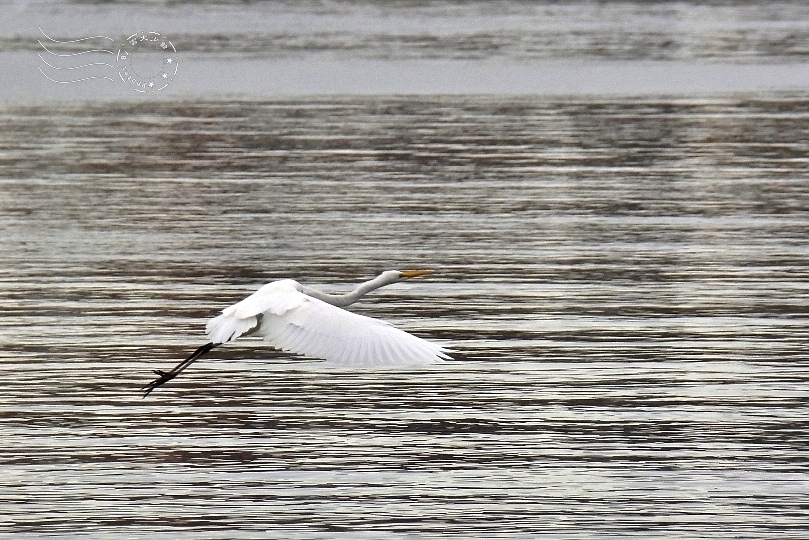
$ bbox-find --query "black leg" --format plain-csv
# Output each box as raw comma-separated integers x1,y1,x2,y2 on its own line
142,342,219,397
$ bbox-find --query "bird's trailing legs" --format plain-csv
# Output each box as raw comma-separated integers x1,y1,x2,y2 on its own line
142,342,219,397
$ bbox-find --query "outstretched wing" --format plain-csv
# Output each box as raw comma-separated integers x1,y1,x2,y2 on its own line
205,280,301,344
206,280,450,366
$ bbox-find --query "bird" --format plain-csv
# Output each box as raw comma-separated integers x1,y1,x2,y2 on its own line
142,269,450,396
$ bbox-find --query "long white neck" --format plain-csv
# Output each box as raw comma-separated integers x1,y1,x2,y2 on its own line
300,271,400,307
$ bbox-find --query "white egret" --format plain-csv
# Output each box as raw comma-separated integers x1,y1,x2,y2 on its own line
143,269,450,396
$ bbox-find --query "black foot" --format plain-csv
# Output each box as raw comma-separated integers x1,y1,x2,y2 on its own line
142,370,178,398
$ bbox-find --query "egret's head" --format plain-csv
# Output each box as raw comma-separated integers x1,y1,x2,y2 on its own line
398,269,433,280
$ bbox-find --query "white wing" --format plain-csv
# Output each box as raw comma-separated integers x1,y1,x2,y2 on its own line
205,279,449,366
205,280,301,344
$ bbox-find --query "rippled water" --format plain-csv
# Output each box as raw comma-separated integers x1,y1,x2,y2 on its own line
2,2,809,539
7,1,809,61
2,94,807,539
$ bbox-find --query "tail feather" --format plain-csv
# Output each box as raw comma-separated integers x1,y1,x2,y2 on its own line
206,313,258,344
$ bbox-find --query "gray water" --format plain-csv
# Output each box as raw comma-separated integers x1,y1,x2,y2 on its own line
2,2,809,539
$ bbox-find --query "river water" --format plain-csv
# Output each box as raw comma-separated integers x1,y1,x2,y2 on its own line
1,1,808,539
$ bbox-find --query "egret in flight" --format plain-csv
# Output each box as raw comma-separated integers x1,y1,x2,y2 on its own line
143,269,450,396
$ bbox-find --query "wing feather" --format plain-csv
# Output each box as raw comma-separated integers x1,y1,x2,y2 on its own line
258,290,448,366
223,280,302,319
207,278,449,366
205,313,258,344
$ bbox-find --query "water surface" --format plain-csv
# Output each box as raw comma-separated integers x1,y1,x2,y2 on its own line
1,1,808,538
2,94,808,538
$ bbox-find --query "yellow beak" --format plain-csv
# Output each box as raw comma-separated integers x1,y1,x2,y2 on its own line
399,269,434,279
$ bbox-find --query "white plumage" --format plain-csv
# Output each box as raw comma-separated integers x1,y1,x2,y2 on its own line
143,269,450,396
206,279,449,366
